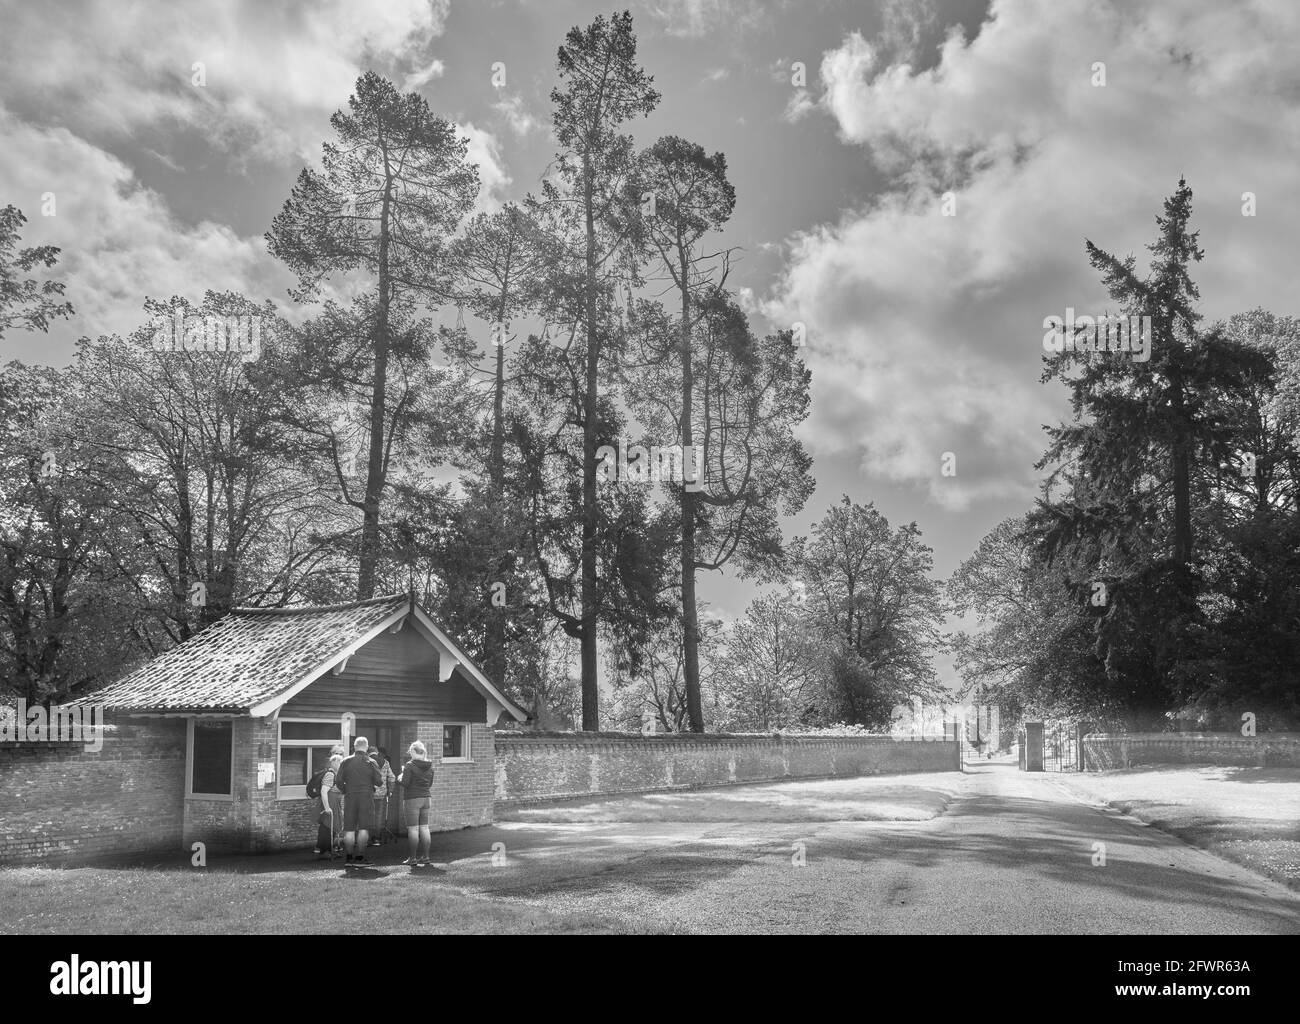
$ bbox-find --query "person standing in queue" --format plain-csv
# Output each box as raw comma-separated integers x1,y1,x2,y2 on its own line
336,736,383,867
313,745,345,858
398,740,435,868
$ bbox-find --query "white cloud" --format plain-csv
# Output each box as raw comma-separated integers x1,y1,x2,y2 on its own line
641,0,768,38
458,122,512,214
877,0,937,64
404,58,446,90
0,109,290,361
491,94,543,137
0,0,452,162
769,0,1300,509
817,31,879,143
0,107,508,364
0,0,494,367
783,90,817,123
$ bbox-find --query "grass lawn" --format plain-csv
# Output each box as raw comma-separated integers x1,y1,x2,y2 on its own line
1054,765,1300,890
0,862,652,934
2,776,961,934
499,774,963,824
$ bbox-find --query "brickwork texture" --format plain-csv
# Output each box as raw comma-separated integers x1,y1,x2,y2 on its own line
494,732,959,806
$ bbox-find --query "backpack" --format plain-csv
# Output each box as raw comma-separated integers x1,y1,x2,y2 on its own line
306,765,332,800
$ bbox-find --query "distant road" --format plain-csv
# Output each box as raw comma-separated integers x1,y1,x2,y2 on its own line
440,763,1300,933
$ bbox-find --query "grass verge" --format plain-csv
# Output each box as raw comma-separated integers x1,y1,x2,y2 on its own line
0,863,655,934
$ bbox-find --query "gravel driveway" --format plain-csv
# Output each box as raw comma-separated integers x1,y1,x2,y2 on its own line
420,765,1300,933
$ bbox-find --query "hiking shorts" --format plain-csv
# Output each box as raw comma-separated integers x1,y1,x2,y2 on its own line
403,797,430,827
343,793,374,832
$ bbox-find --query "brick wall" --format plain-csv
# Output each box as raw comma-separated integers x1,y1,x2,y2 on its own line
0,714,186,865
415,721,494,829
184,717,320,855
493,732,960,806
191,719,497,854
2,714,501,865
1082,732,1300,770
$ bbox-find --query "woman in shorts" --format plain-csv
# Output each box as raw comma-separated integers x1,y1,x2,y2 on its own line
398,740,435,867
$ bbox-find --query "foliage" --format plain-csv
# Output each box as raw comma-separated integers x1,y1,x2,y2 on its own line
0,205,73,339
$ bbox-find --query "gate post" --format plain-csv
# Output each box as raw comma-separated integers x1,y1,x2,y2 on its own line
1024,721,1044,771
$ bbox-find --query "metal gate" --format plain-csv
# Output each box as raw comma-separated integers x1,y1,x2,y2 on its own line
1018,719,1082,771
1042,720,1081,772
956,704,1003,765
959,717,990,764
961,727,999,764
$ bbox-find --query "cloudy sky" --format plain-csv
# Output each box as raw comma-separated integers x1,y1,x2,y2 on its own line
2,0,1298,657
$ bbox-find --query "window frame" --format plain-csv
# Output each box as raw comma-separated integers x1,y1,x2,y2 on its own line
276,718,345,800
185,717,235,800
441,722,472,763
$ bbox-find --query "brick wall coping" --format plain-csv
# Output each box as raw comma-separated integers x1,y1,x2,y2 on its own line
494,731,945,744
1083,732,1300,742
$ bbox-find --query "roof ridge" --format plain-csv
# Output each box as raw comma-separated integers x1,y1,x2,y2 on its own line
230,593,408,616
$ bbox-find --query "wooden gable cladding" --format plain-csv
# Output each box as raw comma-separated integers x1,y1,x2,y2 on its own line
280,624,486,721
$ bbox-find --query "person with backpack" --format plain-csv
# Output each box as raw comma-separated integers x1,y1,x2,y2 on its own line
368,747,397,845
335,736,383,867
397,740,435,867
310,747,345,858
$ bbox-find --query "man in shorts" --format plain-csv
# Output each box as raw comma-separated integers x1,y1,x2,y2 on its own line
336,736,383,866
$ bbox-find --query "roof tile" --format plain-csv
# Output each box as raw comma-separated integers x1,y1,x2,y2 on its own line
74,594,410,713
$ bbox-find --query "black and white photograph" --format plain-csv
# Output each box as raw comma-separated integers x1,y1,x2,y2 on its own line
0,0,1296,996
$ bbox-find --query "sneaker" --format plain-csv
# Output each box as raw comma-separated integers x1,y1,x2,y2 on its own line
352,856,372,866
417,858,430,868
401,857,415,865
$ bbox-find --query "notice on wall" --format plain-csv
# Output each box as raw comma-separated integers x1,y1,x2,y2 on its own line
257,762,275,789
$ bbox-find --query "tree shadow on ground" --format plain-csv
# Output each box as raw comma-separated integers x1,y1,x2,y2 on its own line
1086,764,1300,783
805,792,1300,930
501,786,956,824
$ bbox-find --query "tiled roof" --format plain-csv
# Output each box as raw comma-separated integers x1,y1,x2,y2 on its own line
74,594,410,713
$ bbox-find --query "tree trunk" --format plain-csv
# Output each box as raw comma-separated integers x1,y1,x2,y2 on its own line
490,323,506,493
678,249,704,732
483,291,508,688
176,438,193,641
1170,373,1193,587
357,156,394,602
1172,440,1192,561
579,164,600,730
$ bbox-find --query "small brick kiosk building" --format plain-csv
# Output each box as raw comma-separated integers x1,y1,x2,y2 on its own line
1,594,525,864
